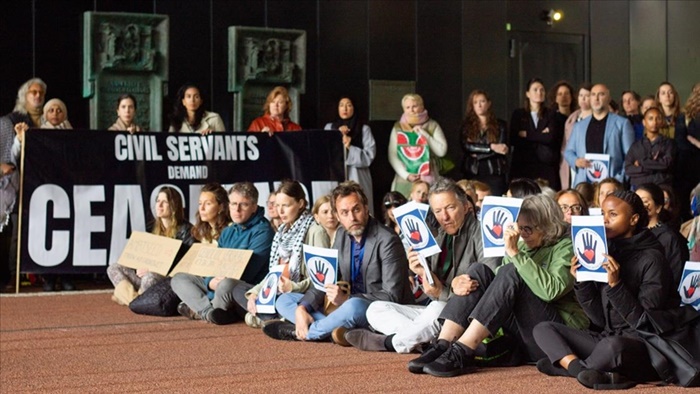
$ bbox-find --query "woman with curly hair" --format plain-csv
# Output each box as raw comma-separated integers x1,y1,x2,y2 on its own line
675,83,700,221
460,90,509,196
248,86,302,133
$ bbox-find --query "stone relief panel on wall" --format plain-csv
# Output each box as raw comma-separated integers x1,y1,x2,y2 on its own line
229,27,306,131
84,12,168,131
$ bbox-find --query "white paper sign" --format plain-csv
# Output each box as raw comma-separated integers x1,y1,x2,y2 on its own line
304,245,339,292
572,215,608,282
678,261,700,310
480,196,523,257
393,201,441,257
585,153,610,183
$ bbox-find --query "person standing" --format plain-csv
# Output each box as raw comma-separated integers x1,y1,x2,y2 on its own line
565,84,634,187
324,97,376,214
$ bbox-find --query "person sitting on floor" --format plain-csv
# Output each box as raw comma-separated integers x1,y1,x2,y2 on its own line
533,190,678,390
408,194,588,377
262,181,414,344
344,177,501,354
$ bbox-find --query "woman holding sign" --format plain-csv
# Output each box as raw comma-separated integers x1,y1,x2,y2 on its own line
108,186,195,306
237,180,330,328
388,94,447,197
533,191,678,389
413,194,587,377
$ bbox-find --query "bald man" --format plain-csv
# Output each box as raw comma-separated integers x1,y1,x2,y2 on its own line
565,84,634,187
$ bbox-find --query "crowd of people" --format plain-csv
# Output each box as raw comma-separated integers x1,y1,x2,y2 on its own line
1,76,700,389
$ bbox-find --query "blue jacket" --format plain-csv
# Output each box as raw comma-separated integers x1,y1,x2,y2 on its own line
203,206,274,299
565,112,634,186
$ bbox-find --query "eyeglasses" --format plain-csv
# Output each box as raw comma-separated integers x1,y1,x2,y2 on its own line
518,225,535,236
559,204,583,213
384,201,402,208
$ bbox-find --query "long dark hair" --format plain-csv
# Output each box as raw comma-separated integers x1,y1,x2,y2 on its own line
461,90,499,144
330,96,364,149
523,77,546,119
548,80,577,114
170,83,205,131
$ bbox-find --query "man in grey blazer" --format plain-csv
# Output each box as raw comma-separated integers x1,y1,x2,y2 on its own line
263,181,413,343
565,84,634,187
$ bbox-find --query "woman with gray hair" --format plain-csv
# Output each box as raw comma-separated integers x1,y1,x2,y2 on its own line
413,194,587,378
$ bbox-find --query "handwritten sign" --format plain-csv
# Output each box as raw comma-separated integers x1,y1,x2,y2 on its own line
169,243,253,278
572,215,608,282
116,232,183,276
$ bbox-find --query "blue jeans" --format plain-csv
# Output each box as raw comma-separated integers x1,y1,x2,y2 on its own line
275,292,372,341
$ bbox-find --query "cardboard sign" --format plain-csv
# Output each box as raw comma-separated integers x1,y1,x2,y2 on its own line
169,243,253,278
256,265,286,314
304,245,339,292
480,196,523,257
585,153,610,183
572,215,608,282
678,261,700,310
394,201,441,257
116,231,183,276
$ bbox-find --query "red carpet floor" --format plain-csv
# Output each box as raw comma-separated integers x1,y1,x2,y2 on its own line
0,292,688,393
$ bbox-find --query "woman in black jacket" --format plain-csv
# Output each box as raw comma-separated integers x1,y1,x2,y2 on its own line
461,90,509,196
510,78,563,190
533,190,678,389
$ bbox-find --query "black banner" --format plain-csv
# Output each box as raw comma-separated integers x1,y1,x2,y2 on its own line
20,130,344,273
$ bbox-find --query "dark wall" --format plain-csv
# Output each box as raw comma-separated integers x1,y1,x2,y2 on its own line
1,0,697,206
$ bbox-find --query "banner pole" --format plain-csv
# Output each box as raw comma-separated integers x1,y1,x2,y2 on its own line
14,130,26,294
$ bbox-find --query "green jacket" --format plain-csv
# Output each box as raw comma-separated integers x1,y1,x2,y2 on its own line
498,236,588,329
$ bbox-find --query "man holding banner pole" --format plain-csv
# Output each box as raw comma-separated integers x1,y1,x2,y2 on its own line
171,182,274,325
263,181,414,343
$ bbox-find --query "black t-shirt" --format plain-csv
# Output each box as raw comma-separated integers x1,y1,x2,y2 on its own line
586,114,608,154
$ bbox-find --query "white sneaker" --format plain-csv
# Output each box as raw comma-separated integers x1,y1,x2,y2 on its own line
245,313,262,328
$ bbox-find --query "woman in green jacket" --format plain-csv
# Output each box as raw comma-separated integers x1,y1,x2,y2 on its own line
409,194,587,377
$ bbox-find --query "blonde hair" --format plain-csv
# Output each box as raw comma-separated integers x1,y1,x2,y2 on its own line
401,93,424,109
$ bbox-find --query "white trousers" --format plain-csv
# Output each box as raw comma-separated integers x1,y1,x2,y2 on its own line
366,300,445,353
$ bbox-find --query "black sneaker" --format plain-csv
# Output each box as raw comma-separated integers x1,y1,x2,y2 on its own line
536,358,570,377
208,308,239,325
177,302,201,320
262,321,298,341
423,342,477,378
407,339,450,374
577,370,637,390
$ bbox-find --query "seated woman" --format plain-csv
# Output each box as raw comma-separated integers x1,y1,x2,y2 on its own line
312,195,339,246
388,93,447,196
324,96,376,214
681,183,700,261
592,177,623,208
409,194,587,377
169,83,225,134
41,98,72,129
170,183,233,322
108,94,142,133
533,191,677,390
108,186,195,305
235,180,329,328
409,180,430,203
460,90,509,197
248,86,301,133
624,107,676,189
266,192,282,232
505,177,541,198
636,183,689,286
575,182,595,209
555,189,589,224
382,191,408,235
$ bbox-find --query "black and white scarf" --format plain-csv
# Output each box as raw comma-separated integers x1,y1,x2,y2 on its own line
268,211,315,282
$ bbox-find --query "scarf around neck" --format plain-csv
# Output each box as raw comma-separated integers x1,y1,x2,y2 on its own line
331,113,363,149
268,210,315,282
400,109,429,131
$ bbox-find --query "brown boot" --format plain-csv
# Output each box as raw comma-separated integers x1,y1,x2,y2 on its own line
113,280,138,306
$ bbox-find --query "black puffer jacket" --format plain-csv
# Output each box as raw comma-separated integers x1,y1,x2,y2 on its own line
574,229,678,334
